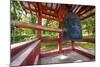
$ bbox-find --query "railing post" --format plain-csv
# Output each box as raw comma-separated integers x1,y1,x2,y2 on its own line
71,40,75,50
58,21,63,54
37,3,42,37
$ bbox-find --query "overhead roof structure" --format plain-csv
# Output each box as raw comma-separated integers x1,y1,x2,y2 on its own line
20,1,95,22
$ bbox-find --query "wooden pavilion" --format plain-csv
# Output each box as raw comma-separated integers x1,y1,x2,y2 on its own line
11,1,95,66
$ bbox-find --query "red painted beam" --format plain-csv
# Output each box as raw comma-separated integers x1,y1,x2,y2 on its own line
58,21,63,54
42,10,57,17
81,38,95,43
42,38,58,42
73,5,80,13
11,21,62,32
28,2,33,15
81,12,95,20
41,4,57,12
37,4,42,36
79,7,94,16
42,15,56,20
11,38,39,57
21,2,57,19
77,6,90,15
74,48,95,60
40,48,71,58
11,40,41,66
57,5,68,22
21,41,41,65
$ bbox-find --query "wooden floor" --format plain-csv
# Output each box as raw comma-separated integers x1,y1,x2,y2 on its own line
38,50,93,65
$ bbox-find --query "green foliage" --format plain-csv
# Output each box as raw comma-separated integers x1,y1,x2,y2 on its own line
42,19,59,38
41,42,57,52
11,28,36,44
11,1,38,44
81,17,95,37
31,15,37,24
79,42,95,50
11,0,22,20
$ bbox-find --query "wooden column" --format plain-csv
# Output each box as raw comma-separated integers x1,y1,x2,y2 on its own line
37,16,42,36
57,5,68,54
58,22,63,54
71,40,75,50
37,3,42,37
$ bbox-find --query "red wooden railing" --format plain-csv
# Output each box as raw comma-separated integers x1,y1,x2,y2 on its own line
11,37,95,66
40,38,95,59
11,38,41,66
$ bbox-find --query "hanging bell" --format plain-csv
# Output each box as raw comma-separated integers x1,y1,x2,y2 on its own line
62,12,82,40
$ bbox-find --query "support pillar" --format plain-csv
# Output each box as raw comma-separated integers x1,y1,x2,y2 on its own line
37,16,42,37
58,22,63,54
57,5,68,54
37,3,42,38
71,40,75,50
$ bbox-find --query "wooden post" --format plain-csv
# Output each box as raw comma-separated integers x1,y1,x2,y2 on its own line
57,5,68,54
37,3,42,37
71,40,75,50
37,16,42,36
58,22,63,54
58,33,62,53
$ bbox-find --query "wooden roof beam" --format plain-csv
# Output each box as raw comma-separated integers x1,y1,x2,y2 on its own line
55,4,59,10
23,6,57,18
51,3,53,9
42,38,58,42
57,5,68,22
78,7,93,16
75,6,82,13
77,6,89,15
24,6,37,13
41,5,57,12
81,12,95,20
42,10,57,17
42,15,56,20
28,2,33,15
20,1,28,14
73,5,80,13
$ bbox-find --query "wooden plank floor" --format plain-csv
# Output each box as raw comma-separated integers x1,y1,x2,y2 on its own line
38,51,93,65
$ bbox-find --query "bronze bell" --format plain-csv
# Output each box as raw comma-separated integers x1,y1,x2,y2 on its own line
62,12,82,40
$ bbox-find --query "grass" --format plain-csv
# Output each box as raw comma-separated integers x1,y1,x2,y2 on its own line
40,42,57,52
40,41,95,53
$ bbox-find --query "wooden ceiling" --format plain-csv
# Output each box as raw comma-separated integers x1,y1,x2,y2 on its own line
20,1,95,22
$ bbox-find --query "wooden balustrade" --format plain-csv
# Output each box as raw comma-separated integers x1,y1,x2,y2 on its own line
11,38,39,57
73,48,95,59
41,38,95,43
11,21,62,32
11,38,41,66
81,38,95,43
42,38,58,42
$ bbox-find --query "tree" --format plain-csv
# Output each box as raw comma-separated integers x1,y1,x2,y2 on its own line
82,16,95,37
11,1,37,44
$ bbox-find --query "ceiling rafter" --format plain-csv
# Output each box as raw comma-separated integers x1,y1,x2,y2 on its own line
28,2,33,15
20,1,95,21
77,6,89,15
79,7,94,16
73,5,79,12
81,12,95,20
